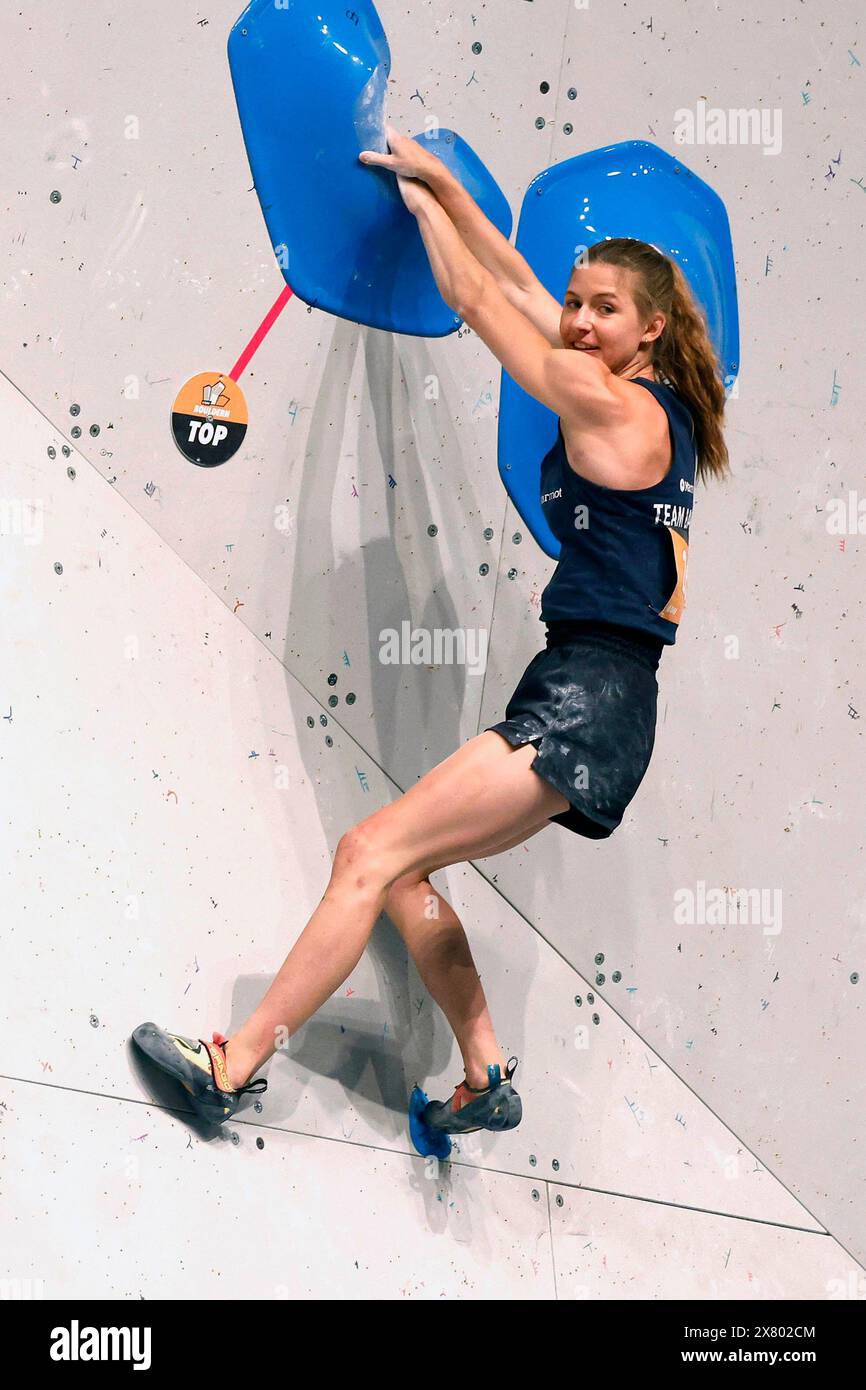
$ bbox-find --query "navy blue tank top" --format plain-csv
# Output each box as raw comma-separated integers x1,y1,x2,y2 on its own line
539,377,697,649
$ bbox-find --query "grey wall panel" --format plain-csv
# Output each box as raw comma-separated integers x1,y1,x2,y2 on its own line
2,0,864,1292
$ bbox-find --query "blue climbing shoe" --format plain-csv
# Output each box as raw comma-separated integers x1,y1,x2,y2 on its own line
410,1058,522,1157
131,1022,267,1126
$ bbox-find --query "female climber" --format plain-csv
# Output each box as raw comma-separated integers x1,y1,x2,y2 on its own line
132,125,729,1140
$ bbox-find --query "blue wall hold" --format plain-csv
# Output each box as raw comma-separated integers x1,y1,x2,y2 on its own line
499,140,740,559
227,0,512,336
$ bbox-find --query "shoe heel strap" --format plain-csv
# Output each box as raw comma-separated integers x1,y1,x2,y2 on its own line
203,1039,234,1093
239,1078,268,1097
489,1058,519,1086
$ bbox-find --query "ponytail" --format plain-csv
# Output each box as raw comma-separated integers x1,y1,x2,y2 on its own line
586,239,731,484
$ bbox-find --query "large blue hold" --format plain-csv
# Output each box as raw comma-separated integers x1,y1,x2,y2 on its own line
227,5,739,552
499,140,740,559
227,0,512,336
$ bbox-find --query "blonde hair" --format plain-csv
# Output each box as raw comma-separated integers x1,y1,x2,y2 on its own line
583,238,731,484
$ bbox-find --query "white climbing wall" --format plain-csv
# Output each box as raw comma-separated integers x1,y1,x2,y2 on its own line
1,0,864,1298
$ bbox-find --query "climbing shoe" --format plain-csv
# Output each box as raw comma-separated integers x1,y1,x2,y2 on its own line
131,1022,267,1125
423,1057,522,1136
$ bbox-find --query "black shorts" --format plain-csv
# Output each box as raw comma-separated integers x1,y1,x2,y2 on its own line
484,624,662,839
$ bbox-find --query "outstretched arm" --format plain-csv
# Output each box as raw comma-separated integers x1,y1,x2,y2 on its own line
426,162,536,293
360,125,534,292
360,127,564,343
408,181,488,312
421,173,565,346
415,152,565,343
406,184,614,429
